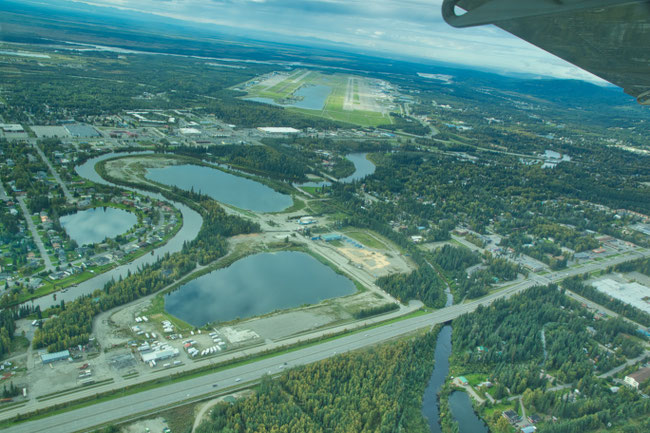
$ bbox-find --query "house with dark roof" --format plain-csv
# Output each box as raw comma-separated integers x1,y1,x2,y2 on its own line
503,409,520,424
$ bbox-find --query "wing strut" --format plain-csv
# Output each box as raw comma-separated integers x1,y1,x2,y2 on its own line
442,0,644,28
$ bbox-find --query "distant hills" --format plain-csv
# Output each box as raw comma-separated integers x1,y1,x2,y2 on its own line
0,0,643,113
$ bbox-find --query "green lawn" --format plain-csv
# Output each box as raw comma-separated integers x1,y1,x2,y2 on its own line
341,229,388,250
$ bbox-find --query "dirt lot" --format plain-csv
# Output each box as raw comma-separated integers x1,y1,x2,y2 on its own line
121,416,168,433
231,290,386,341
104,155,178,185
192,390,252,432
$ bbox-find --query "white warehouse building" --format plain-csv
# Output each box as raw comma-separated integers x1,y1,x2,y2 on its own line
141,347,179,364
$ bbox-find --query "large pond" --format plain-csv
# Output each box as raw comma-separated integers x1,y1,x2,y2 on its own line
60,207,137,246
165,251,356,327
246,84,332,110
145,164,292,212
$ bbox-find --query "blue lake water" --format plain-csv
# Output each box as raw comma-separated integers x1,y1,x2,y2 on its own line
421,326,452,433
60,207,137,246
145,164,293,212
421,324,489,433
291,85,332,110
246,84,332,110
339,153,376,183
448,392,489,433
297,152,376,189
31,152,203,312
165,251,356,327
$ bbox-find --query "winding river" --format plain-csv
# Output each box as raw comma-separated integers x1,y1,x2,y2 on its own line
339,153,376,183
29,152,203,311
421,287,488,432
30,151,375,311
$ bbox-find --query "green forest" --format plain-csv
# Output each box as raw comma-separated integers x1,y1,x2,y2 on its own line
451,285,650,432
196,331,439,433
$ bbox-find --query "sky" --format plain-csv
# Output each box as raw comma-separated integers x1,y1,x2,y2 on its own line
61,0,605,83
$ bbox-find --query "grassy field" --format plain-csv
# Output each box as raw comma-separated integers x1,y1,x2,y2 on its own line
341,228,389,250
241,70,391,127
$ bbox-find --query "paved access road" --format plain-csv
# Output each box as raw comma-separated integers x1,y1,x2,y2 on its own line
31,142,74,203
16,196,54,272
4,249,648,433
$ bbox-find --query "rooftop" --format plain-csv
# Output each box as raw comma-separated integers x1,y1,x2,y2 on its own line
257,127,300,133
627,367,650,384
41,350,70,363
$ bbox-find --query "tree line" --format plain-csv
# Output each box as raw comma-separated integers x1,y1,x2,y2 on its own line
196,330,440,433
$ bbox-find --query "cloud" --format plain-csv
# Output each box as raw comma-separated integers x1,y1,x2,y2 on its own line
59,0,606,83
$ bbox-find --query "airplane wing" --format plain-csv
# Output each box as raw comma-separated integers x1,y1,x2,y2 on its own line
441,0,650,104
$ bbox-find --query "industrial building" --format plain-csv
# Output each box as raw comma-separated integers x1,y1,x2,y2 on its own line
257,127,300,134
40,350,70,364
0,124,24,133
593,278,650,314
64,124,101,138
141,347,179,364
518,255,547,273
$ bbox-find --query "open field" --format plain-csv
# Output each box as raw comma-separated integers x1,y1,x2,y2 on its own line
239,69,394,127
341,228,389,250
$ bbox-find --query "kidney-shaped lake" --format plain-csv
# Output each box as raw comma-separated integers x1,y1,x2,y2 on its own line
145,164,292,212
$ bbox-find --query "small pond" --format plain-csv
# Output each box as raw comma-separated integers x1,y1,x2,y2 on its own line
339,153,376,183
296,153,376,189
60,207,137,246
145,164,292,212
165,251,356,327
448,391,489,433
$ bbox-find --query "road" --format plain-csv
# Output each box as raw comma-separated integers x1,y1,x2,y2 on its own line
4,248,648,433
16,195,54,272
2,297,503,433
31,141,74,203
598,350,650,379
565,290,648,331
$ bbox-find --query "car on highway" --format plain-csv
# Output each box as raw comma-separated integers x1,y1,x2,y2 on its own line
212,383,218,387
235,378,241,382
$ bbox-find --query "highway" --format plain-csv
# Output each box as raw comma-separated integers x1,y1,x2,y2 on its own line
3,248,647,433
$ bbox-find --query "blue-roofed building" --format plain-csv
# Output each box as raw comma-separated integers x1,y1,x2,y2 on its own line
41,350,70,364
322,234,342,242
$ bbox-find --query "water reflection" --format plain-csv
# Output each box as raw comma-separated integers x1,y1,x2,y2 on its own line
60,207,137,245
165,251,356,326
145,164,292,212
